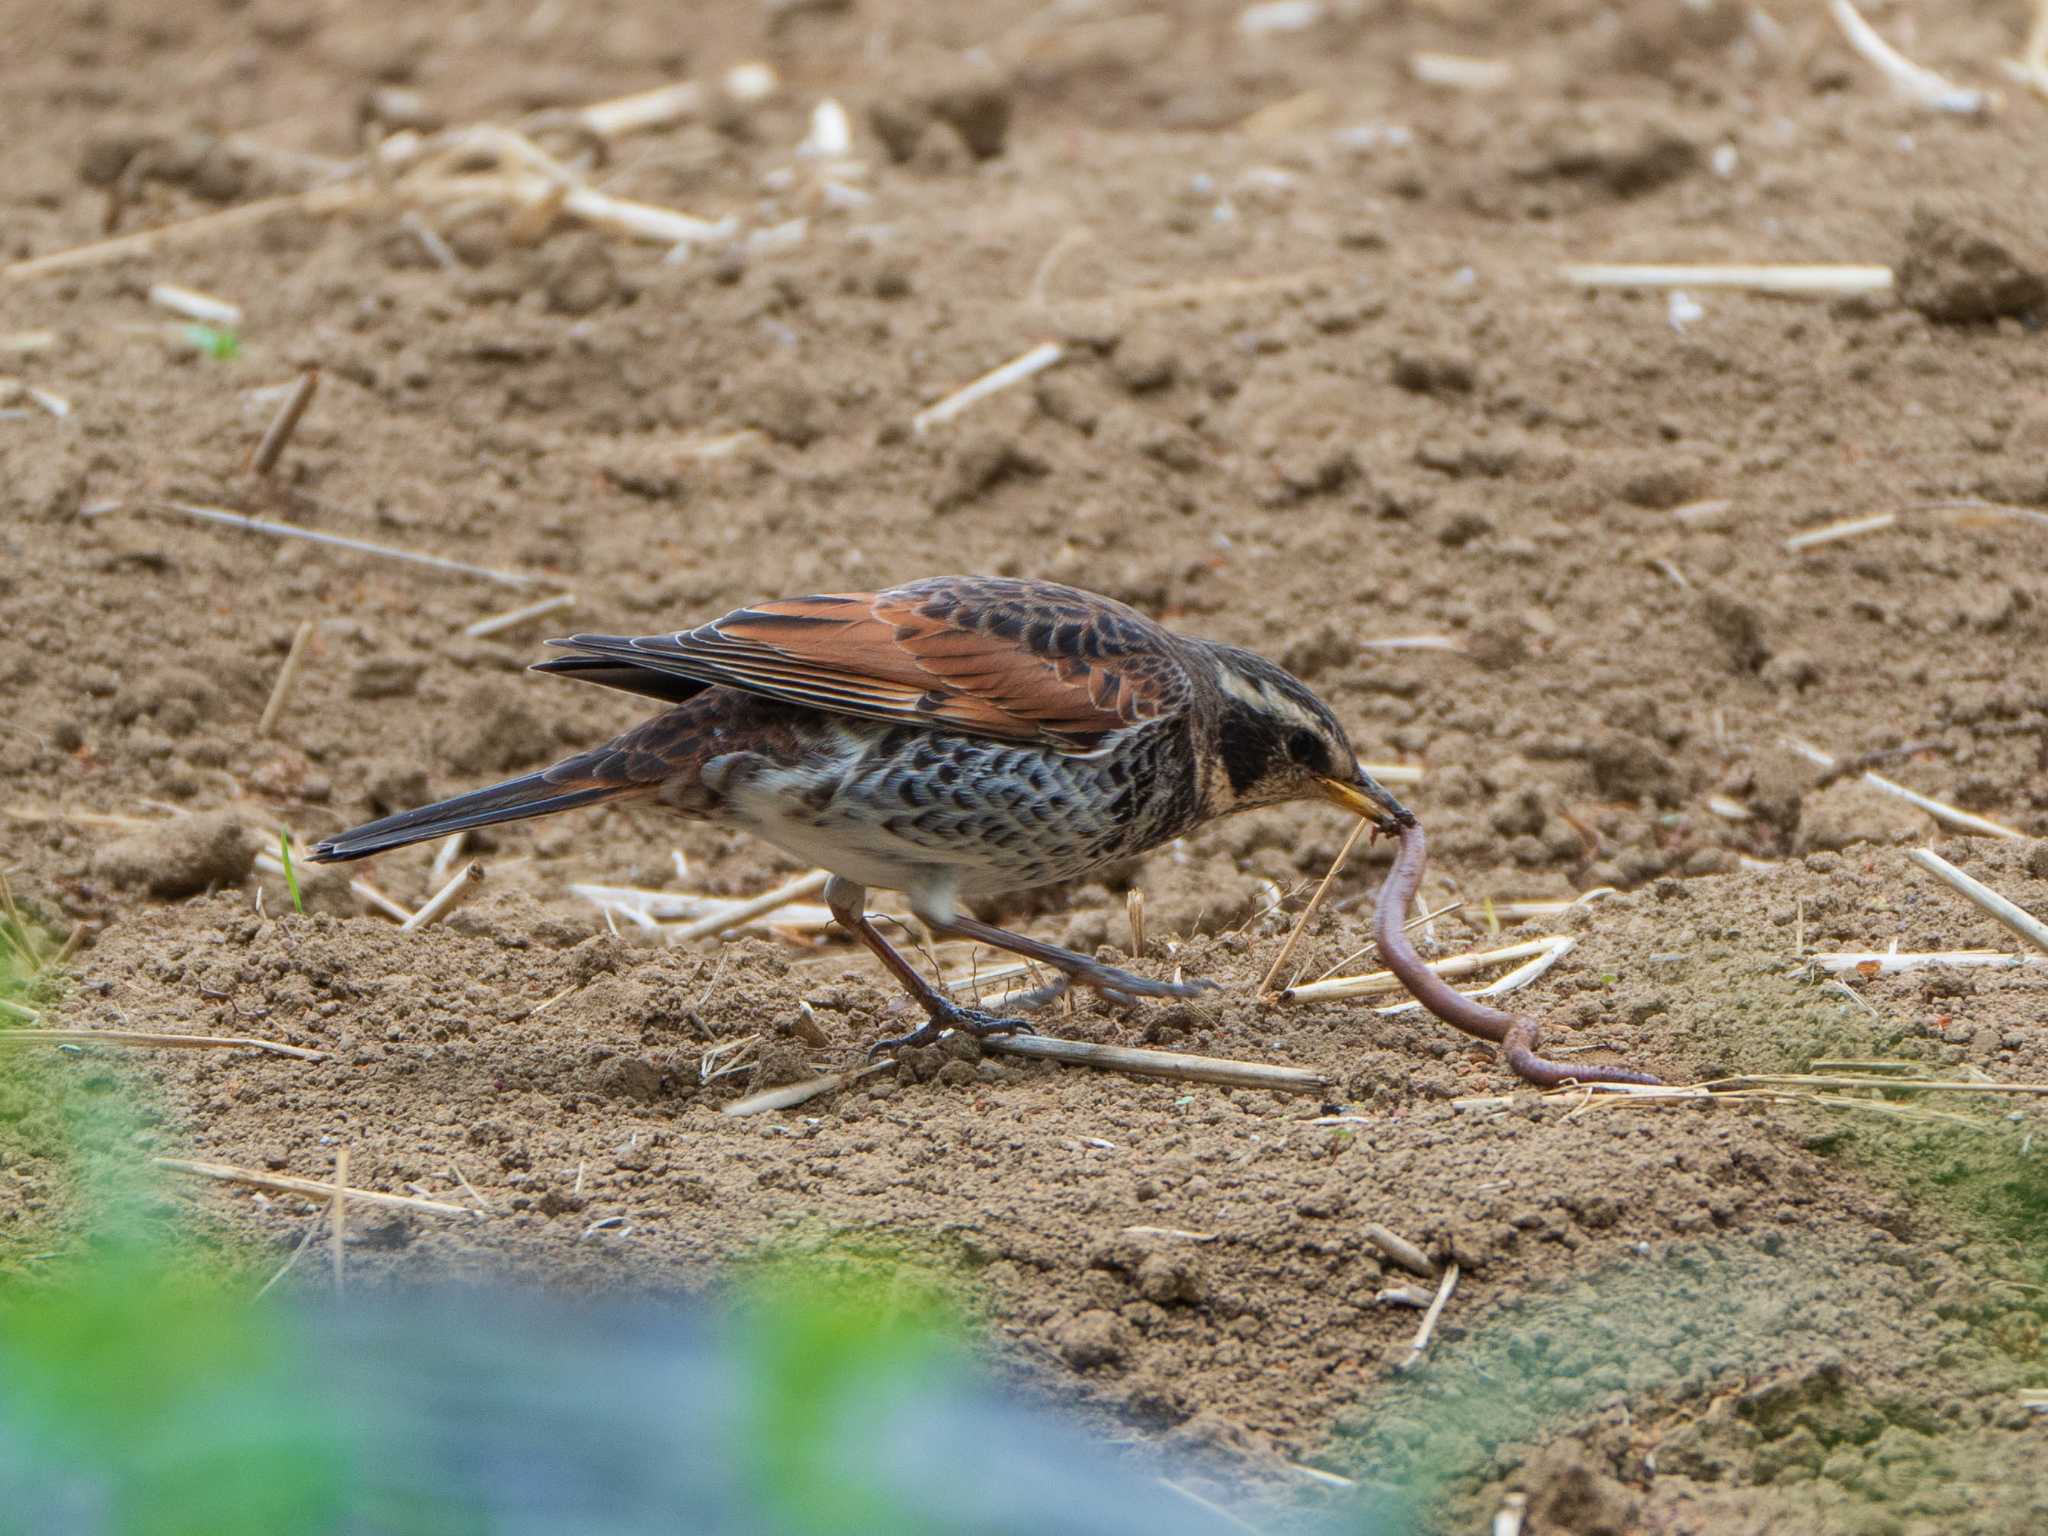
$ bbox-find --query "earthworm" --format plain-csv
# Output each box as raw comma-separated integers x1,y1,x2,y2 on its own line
1371,817,1660,1088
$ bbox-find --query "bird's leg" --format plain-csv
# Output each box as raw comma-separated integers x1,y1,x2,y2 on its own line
918,910,1218,1007
825,877,1035,1057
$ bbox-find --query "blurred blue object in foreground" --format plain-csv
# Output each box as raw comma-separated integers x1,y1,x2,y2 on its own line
0,1284,1333,1536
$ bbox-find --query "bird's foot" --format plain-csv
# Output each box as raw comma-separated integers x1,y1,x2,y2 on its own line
867,1001,1037,1059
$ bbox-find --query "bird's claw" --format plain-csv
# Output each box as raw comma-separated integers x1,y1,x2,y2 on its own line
865,965,1214,1057
952,1007,1037,1040
867,1002,1036,1059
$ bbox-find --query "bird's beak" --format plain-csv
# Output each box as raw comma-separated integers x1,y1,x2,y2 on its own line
1318,768,1414,833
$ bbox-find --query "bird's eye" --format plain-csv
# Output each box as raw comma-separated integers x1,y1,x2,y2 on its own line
1286,728,1327,772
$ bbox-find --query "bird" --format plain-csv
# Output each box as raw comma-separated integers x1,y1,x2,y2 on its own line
311,576,1411,1054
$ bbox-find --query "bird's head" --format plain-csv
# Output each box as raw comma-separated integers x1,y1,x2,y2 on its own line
1195,643,1413,832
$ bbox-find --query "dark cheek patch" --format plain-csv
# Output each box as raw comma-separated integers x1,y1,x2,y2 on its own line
1293,732,1331,776
1218,709,1273,795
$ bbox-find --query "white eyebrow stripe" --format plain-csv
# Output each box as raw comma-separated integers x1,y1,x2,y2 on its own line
1214,667,1271,710
1267,690,1319,726
1217,667,1331,737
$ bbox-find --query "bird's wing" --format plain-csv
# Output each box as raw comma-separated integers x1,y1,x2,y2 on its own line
545,577,1193,752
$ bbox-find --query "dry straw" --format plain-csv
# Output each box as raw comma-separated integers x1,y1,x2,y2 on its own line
722,1060,896,1117
249,367,319,476
1562,264,1893,296
2005,0,2048,96
912,342,1063,434
1,1027,324,1061
464,592,575,639
1785,738,2022,839
1410,53,1510,91
663,870,833,945
401,862,485,931
148,282,242,327
1397,1262,1461,1372
1905,849,2048,956
1283,936,1575,1008
2,86,750,288
148,502,541,589
570,882,834,937
1829,0,1989,114
1516,1070,2048,1135
983,1035,1331,1094
429,833,467,883
1259,817,1369,995
157,1157,479,1219
257,620,315,738
1785,511,1896,553
1363,1224,1437,1279
1810,950,2047,978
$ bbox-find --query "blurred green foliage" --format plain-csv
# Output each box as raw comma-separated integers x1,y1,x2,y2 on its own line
4,877,985,1536
0,1247,350,1536
1843,1117,2048,1293
2,878,68,1266
0,876,349,1534
182,323,240,359
734,1237,972,1536
0,876,60,1021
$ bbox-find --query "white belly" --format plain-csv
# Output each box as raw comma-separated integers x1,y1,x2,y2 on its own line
719,749,965,918
730,783,931,891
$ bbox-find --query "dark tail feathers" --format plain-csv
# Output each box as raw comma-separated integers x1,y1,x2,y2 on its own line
310,769,633,863
528,656,712,706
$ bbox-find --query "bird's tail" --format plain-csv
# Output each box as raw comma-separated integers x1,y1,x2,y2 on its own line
313,688,733,864
310,760,646,863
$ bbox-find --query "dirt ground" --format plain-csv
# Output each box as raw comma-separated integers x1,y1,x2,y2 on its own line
5,0,2047,1529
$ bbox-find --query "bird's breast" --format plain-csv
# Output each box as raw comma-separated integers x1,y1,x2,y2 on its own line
712,719,1202,898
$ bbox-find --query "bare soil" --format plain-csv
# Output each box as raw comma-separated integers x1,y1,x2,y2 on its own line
4,1,2047,1529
